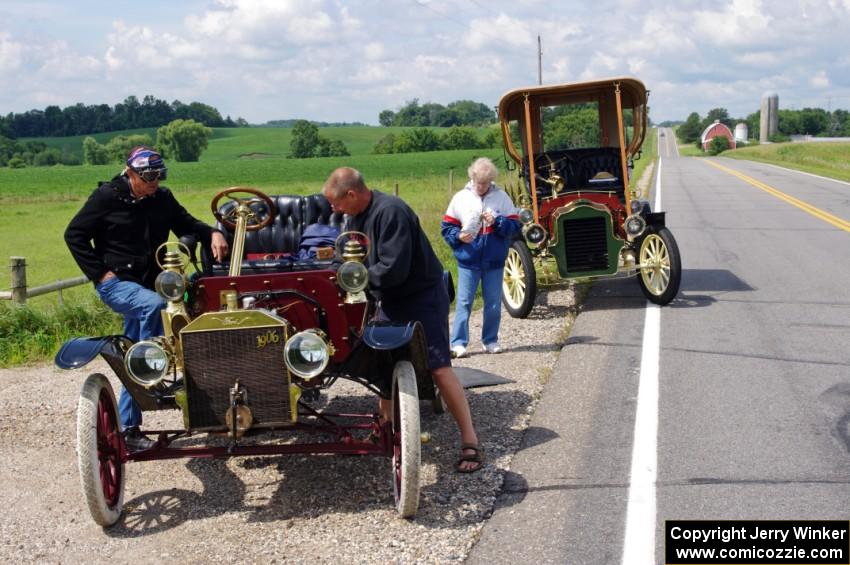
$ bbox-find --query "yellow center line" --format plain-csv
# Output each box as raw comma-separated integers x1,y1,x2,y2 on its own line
704,159,850,233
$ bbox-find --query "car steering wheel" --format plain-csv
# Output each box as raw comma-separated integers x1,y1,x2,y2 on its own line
211,187,277,232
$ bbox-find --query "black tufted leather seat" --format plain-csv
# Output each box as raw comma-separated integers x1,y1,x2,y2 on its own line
187,193,344,275
573,148,623,188
215,194,344,256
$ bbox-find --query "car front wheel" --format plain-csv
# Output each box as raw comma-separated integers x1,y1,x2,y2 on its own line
637,227,681,305
502,240,537,318
391,360,421,518
77,373,125,527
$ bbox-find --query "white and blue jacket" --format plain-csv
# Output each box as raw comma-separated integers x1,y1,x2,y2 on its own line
441,181,521,270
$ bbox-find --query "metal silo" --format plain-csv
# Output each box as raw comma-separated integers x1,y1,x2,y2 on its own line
735,123,748,143
760,93,779,142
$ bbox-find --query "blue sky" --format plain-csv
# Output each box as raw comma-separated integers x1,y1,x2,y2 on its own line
1,0,849,125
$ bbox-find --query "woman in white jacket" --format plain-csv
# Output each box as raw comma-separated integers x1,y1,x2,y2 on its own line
441,157,520,357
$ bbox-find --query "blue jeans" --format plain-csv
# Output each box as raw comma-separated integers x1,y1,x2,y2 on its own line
451,266,503,348
95,277,165,429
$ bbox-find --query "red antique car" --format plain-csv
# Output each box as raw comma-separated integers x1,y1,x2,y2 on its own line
56,188,442,526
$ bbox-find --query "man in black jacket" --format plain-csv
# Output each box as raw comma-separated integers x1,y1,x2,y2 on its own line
322,167,484,473
65,146,228,450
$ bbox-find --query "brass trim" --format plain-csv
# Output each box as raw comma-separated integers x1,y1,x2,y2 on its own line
613,82,632,214
523,94,540,224
548,201,623,248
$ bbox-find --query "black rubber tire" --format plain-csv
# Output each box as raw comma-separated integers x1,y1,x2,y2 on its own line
501,240,537,318
391,361,421,518
637,226,682,305
77,373,125,527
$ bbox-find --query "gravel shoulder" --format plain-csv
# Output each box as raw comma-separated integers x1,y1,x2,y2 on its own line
0,286,576,564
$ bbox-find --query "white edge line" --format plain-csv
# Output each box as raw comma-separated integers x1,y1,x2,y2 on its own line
621,304,661,565
622,155,663,565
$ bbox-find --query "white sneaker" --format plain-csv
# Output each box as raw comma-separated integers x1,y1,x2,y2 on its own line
483,342,503,354
451,345,468,359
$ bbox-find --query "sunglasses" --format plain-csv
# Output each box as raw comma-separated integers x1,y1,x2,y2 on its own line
136,167,168,183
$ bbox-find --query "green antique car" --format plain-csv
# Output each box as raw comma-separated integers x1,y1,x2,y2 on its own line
498,77,681,317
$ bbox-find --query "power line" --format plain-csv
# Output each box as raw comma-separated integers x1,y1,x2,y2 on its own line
409,0,469,30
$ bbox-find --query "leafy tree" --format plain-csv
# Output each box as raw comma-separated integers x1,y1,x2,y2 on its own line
798,108,828,135
447,100,495,125
156,119,212,162
32,148,64,166
372,133,396,154
289,120,349,158
82,137,110,165
393,128,441,153
701,108,732,131
8,157,25,168
544,109,600,150
378,110,395,127
677,112,702,144
290,120,321,158
314,137,350,157
482,127,502,148
708,136,729,155
105,134,154,162
440,126,483,150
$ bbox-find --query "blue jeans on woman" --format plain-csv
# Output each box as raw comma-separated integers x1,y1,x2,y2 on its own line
95,277,165,429
451,266,503,348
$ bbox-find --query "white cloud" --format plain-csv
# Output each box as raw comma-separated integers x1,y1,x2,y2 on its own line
0,0,849,124
186,0,334,44
0,32,23,73
363,42,384,61
810,70,831,88
464,14,535,50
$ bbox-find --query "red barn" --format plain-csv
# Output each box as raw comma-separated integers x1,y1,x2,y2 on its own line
700,120,736,151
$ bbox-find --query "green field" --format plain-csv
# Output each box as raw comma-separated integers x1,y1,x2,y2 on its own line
0,145,506,306
22,125,497,163
723,141,850,182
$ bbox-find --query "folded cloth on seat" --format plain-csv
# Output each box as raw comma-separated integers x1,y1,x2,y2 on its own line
296,224,340,261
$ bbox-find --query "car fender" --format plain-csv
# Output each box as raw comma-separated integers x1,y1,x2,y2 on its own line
645,211,666,228
54,336,128,370
346,321,435,400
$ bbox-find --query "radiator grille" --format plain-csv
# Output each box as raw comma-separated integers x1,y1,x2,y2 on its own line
563,216,610,273
182,325,290,430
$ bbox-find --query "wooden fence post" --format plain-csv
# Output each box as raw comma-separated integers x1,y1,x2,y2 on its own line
10,256,26,305
393,182,399,197
448,169,454,192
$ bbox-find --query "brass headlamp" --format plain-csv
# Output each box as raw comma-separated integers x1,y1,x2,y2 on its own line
153,241,191,371
335,231,371,304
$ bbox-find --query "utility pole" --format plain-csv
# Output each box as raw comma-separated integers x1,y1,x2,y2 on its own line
537,35,542,85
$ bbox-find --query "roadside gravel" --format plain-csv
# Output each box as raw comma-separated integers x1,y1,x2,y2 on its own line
0,285,576,564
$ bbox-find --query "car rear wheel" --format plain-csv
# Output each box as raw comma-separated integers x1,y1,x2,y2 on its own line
391,360,421,518
637,227,681,305
502,240,537,318
77,373,125,527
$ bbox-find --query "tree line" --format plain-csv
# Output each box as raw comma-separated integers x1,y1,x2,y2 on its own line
379,99,495,127
372,126,501,154
676,106,850,146
0,95,245,139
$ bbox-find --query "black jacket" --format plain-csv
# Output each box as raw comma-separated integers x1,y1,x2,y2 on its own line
346,190,443,302
65,174,217,288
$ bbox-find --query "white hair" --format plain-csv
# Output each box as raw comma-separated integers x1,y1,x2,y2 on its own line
468,157,498,183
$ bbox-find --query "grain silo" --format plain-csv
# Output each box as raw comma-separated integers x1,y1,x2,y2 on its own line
759,93,779,142
735,123,748,143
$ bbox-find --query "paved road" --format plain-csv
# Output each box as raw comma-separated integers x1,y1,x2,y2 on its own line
469,129,850,564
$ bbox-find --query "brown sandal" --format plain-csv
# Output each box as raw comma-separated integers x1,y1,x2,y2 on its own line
455,442,485,473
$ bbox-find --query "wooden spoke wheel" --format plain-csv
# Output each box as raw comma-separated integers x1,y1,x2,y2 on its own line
77,373,125,527
391,360,421,518
501,239,537,318
637,226,681,305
